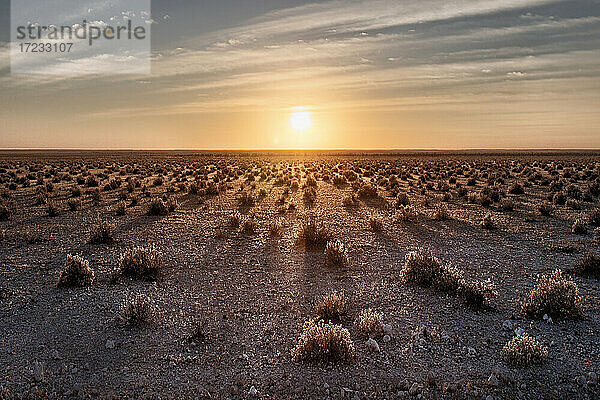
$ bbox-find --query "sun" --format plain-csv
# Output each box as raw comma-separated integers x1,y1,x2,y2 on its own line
289,108,312,132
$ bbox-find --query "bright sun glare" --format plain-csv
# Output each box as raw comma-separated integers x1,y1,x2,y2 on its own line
290,109,312,132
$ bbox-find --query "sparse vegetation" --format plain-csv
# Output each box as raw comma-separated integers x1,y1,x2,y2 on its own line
574,252,600,278
298,218,331,249
521,269,583,319
325,240,349,267
89,217,115,244
315,291,346,322
291,319,355,363
57,255,94,288
502,334,548,366
355,308,383,337
119,246,163,280
122,295,157,326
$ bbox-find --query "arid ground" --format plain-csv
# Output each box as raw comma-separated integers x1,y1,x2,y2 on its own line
1,151,599,399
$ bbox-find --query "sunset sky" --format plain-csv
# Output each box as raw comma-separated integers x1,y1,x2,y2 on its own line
0,0,599,150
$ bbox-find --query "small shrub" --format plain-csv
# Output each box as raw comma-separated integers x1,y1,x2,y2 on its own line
572,219,587,235
122,295,157,326
315,291,346,322
588,208,600,226
115,200,127,216
432,205,449,221
240,217,258,234
291,319,355,363
395,192,411,207
394,205,418,222
269,219,283,236
239,191,256,207
89,218,115,244
521,269,583,319
303,186,317,203
401,249,460,292
67,198,81,211
357,184,378,199
355,308,383,337
508,182,525,195
119,246,163,280
46,201,59,217
0,203,9,221
480,213,495,229
538,202,553,216
369,216,384,232
188,320,206,342
147,198,169,216
553,192,566,205
342,194,359,207
57,255,94,288
502,334,548,366
298,218,331,249
500,198,514,211
325,240,349,267
574,252,600,278
229,211,242,228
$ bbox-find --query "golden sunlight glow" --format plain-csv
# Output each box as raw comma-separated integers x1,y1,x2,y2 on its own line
289,108,312,133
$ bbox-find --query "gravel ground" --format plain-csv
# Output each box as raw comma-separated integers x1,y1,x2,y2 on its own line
0,151,599,399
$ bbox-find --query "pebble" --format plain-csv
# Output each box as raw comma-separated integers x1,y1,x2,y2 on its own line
587,372,597,385
408,383,420,396
467,347,476,357
576,375,586,386
105,339,115,349
383,334,391,343
514,327,525,336
248,385,257,396
32,361,44,382
366,338,380,353
488,374,499,387
502,320,513,331
383,324,393,336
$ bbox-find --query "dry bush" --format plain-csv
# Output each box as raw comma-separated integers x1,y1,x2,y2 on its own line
500,198,515,211
119,246,163,280
432,204,450,221
401,249,493,306
572,219,587,235
67,198,81,211
298,218,331,249
57,255,94,288
357,183,378,199
239,191,256,207
325,240,349,267
574,252,600,278
588,208,600,226
240,217,258,234
538,202,553,216
269,219,283,236
508,182,525,195
355,308,383,337
122,295,157,326
0,202,9,221
147,197,169,216
394,205,418,222
521,269,583,319
115,200,127,216
342,194,359,207
480,213,496,229
315,291,346,322
229,211,242,228
89,218,115,244
369,215,384,232
395,192,411,207
502,334,548,366
303,186,317,203
46,201,59,217
291,319,355,363
188,320,206,342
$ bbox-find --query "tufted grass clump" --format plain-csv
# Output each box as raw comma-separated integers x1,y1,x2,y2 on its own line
89,218,115,244
122,295,157,327
394,205,418,222
574,252,600,278
355,308,384,337
401,249,493,307
480,212,496,229
291,319,355,364
572,219,587,235
357,183,379,199
57,255,94,288
269,218,284,236
368,215,384,232
0,202,9,221
325,240,349,267
502,334,548,366
147,197,176,216
432,204,450,221
119,246,163,280
298,218,332,249
238,191,256,207
588,208,600,226
315,291,346,322
521,269,583,319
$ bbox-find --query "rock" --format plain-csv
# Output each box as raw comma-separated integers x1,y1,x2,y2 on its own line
488,374,499,387
248,385,257,396
366,338,380,353
467,347,476,357
543,314,549,321
105,339,115,349
514,327,525,336
547,317,553,324
32,361,44,382
587,372,597,385
408,383,420,396
502,320,513,331
576,375,586,386
486,396,494,400
383,334,391,343
324,383,330,390
383,324,393,336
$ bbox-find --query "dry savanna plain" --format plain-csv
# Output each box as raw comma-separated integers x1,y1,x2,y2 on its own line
0,151,599,399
